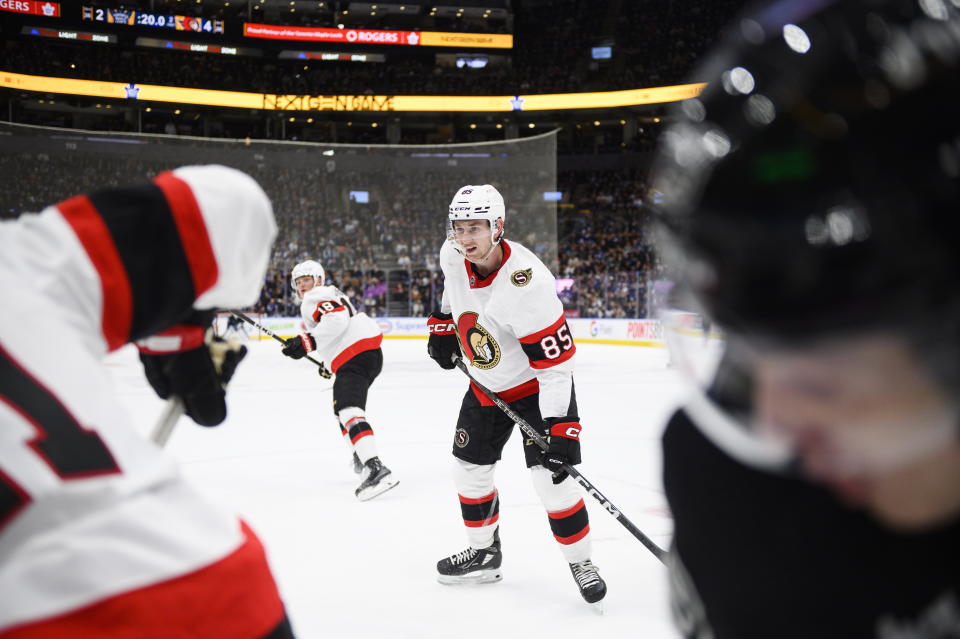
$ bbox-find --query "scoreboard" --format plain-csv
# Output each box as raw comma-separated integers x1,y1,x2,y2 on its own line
81,6,224,34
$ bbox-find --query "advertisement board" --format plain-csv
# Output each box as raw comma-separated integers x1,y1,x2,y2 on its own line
0,71,706,113
250,316,666,347
0,0,60,16
243,23,512,49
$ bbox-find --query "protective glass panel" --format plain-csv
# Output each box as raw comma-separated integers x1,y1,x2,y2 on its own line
0,121,557,318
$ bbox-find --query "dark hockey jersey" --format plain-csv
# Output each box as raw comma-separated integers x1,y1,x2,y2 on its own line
663,408,960,639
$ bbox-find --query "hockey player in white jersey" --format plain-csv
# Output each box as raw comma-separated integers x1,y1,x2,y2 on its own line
281,260,398,501
0,166,294,637
427,184,606,605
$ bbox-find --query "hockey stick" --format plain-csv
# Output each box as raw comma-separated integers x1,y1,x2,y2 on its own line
230,310,332,379
150,396,185,446
453,356,667,564
148,331,255,446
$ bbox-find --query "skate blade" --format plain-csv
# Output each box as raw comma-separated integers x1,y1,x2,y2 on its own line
355,477,399,501
588,601,604,615
437,569,503,585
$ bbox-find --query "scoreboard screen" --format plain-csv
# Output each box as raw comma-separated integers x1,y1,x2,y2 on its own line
81,6,224,34
136,36,261,57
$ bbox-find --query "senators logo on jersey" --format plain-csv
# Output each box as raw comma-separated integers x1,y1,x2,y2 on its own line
510,268,533,287
456,312,501,370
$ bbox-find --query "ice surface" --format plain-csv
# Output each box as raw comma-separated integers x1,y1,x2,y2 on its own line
106,339,685,639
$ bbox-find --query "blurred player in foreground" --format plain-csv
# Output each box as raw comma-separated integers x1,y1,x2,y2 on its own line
0,166,295,637
650,0,960,636
427,184,606,607
281,260,398,501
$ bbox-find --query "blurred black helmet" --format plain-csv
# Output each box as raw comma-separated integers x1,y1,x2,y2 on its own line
651,0,960,344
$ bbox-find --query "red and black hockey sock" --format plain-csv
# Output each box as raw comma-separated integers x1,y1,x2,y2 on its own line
459,490,500,529
547,498,590,545
343,415,374,445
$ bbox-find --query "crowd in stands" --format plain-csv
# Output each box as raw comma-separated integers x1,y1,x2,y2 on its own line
556,168,659,318
1,0,744,96
1,127,660,319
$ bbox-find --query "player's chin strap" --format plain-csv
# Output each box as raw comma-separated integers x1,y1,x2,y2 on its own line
451,220,503,265
469,226,503,264
467,244,498,265
230,310,333,379
451,355,667,565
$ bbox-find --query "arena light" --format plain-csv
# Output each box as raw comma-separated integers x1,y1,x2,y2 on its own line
591,46,612,60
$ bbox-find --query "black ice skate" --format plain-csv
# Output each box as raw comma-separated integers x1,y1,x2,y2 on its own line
569,560,607,610
354,457,398,501
437,529,502,585
351,452,363,475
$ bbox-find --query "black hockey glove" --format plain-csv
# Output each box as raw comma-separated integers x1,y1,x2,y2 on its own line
539,417,583,484
137,312,247,427
282,333,316,360
427,311,458,370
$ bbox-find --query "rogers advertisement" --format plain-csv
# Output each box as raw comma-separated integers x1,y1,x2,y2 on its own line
0,0,60,16
244,23,421,46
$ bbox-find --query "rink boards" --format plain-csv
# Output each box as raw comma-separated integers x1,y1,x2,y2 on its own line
216,315,707,347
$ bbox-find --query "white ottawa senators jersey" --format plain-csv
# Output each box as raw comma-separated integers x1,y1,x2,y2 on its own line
0,166,285,636
300,284,383,373
439,239,576,418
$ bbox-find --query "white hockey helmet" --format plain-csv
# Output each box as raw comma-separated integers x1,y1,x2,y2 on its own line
448,184,506,244
290,259,325,292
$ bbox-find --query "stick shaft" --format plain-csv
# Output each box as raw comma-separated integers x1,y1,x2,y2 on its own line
454,357,667,563
230,310,331,377
150,397,184,447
